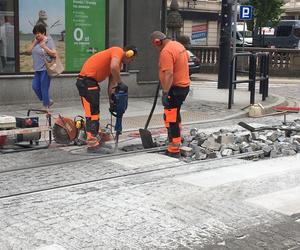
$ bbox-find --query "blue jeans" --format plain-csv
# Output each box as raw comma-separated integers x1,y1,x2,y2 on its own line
32,70,51,106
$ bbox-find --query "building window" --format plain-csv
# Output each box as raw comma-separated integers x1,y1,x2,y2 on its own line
276,26,292,36
0,0,15,73
294,27,300,38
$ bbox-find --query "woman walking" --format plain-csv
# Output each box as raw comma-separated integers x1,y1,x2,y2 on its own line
27,23,56,109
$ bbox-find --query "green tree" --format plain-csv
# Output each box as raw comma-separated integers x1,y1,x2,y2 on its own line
245,0,284,34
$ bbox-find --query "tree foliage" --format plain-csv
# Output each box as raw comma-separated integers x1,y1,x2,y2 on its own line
244,0,284,31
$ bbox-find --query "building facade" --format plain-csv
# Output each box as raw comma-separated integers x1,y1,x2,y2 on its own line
282,0,300,19
166,0,221,46
0,0,165,105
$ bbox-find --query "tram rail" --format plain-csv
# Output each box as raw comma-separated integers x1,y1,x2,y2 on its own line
0,150,264,200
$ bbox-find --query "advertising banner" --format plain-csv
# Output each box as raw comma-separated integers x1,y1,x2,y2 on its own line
19,0,65,72
19,0,106,72
191,22,207,45
65,0,106,71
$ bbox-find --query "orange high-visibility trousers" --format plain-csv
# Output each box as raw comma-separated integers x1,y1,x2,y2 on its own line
76,77,100,148
163,86,189,153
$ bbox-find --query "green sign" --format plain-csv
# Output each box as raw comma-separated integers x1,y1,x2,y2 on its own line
65,0,106,71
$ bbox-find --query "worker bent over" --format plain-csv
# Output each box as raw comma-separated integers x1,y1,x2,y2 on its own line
150,31,190,158
76,46,137,153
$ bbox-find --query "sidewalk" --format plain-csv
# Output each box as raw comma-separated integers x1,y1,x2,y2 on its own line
0,74,287,132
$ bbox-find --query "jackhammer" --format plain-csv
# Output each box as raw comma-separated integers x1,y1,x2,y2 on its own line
109,82,128,151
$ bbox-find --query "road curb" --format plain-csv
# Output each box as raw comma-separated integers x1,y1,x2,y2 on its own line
133,94,287,132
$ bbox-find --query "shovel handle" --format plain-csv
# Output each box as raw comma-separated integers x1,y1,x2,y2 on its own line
144,82,160,130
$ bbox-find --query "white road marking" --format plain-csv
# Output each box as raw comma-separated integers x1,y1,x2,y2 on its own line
175,154,300,188
246,186,300,216
108,153,179,169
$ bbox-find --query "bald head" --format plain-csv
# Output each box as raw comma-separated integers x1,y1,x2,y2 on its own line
150,31,167,42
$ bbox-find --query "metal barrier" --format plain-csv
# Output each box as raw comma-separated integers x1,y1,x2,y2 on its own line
228,52,270,109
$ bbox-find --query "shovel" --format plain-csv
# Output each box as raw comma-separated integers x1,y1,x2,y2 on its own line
139,82,160,149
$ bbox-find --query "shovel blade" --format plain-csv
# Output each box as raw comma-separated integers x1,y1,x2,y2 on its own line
139,128,155,149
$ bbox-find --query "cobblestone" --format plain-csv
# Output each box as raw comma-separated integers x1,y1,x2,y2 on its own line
0,80,299,249
0,153,300,249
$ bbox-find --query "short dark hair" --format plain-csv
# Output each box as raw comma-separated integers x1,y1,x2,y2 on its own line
33,24,46,35
150,31,167,42
124,45,138,56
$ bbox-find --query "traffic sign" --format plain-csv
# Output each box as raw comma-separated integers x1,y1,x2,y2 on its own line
240,5,253,20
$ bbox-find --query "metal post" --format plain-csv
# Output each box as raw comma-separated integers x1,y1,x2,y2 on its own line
259,54,264,94
249,54,256,105
232,0,238,87
265,53,269,97
228,56,235,109
242,20,246,51
262,54,267,100
217,0,232,89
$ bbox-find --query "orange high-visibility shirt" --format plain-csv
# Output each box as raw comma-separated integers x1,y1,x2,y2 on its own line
79,47,123,83
159,41,190,88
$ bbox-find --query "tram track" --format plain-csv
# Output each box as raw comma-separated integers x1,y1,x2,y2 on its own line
0,145,167,174
0,150,264,200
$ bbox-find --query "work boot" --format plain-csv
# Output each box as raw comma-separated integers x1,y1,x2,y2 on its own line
165,150,181,159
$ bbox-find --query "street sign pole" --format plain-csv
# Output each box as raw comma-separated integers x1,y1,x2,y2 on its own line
242,20,246,51
239,5,253,50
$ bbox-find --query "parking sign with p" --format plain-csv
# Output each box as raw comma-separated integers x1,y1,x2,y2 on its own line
240,5,253,20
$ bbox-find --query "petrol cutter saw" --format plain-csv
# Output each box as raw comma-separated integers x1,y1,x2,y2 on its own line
52,115,84,145
52,115,112,146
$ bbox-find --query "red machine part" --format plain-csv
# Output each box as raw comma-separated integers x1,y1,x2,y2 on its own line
53,116,78,144
273,106,300,112
0,136,6,147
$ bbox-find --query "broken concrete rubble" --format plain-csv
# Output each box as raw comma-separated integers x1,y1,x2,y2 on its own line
181,120,300,161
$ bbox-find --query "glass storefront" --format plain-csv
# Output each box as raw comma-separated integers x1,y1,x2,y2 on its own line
1,0,107,74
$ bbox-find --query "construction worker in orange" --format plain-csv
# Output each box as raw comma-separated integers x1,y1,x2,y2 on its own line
150,31,190,158
76,46,138,153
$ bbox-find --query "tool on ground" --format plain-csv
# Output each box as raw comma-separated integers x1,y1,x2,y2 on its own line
52,114,112,146
52,115,80,145
109,82,128,151
139,82,160,149
272,106,300,124
238,121,300,133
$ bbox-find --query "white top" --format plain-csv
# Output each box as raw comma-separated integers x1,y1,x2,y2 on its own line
0,22,14,58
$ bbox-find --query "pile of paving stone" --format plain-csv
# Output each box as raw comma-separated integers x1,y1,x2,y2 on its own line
176,120,300,161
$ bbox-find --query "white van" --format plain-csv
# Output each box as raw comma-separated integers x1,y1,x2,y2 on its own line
236,22,253,45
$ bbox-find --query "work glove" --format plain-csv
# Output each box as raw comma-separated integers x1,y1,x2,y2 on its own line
109,93,116,113
115,82,128,93
162,92,170,107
